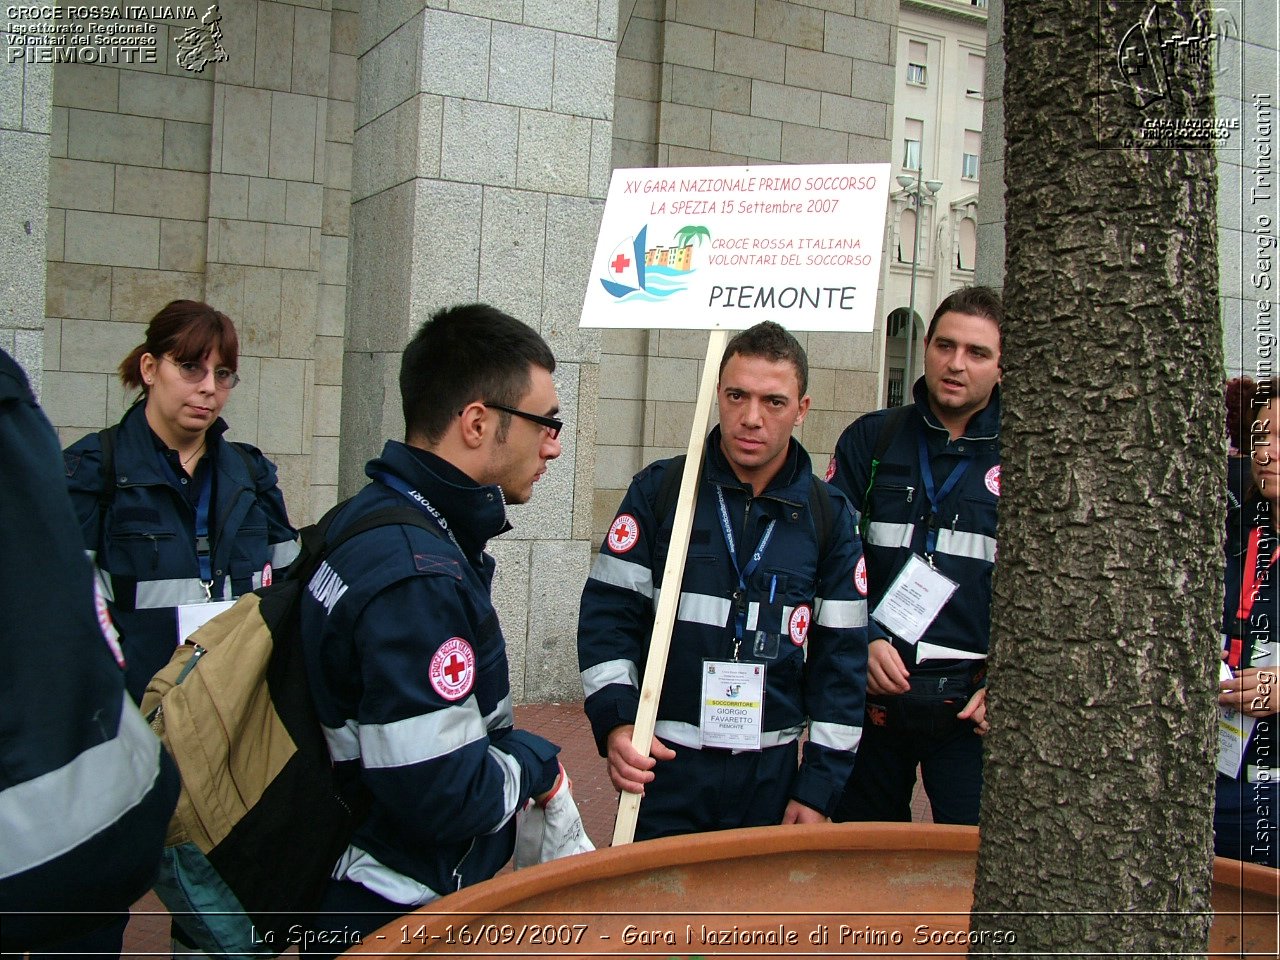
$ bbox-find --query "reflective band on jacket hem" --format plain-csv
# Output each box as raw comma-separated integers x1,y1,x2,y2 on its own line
359,699,486,769
332,845,442,908
588,553,654,598
809,720,863,752
0,695,163,880
134,577,224,609
581,659,639,697
676,591,732,628
653,720,804,750
814,597,868,628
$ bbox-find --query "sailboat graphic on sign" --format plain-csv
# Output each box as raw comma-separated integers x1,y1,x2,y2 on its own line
600,226,647,298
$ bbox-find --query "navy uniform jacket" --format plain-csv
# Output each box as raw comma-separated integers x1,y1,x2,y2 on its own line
0,350,179,951
828,379,1001,676
63,403,299,700
299,441,560,906
578,429,868,817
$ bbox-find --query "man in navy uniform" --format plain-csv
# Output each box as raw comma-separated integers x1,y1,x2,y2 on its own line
827,286,1004,825
579,321,868,839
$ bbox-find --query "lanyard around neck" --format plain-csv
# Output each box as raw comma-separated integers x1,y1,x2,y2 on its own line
371,470,462,553
715,485,776,658
917,430,972,557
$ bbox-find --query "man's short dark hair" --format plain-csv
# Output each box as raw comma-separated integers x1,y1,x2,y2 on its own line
925,286,1005,343
719,321,809,396
400,303,555,444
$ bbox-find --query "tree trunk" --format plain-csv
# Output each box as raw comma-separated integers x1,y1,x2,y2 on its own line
971,2,1222,955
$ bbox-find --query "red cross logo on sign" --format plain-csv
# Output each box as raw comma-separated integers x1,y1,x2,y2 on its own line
607,513,640,554
611,253,632,274
429,637,475,701
789,604,812,646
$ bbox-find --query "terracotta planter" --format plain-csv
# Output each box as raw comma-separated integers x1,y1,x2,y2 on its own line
346,823,1277,957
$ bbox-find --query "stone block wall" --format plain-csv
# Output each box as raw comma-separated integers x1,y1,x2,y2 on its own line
38,0,354,527
340,0,616,702
593,0,896,548
0,7,52,387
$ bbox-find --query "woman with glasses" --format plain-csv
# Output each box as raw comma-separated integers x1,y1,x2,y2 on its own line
62,300,300,707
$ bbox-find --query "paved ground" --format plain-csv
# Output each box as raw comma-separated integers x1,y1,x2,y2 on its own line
121,701,931,957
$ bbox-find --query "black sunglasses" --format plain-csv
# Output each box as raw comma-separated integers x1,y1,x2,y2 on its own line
483,402,563,440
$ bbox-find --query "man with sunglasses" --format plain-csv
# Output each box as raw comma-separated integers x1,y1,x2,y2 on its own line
297,304,568,953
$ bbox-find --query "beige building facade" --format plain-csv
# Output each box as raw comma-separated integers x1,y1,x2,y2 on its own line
1,0,929,702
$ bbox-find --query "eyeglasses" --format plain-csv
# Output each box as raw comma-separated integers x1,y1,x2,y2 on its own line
165,357,240,389
483,402,563,440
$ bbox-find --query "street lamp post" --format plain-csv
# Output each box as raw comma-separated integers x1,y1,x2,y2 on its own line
896,171,943,404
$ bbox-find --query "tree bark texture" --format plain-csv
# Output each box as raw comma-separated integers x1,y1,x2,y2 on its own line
970,2,1222,956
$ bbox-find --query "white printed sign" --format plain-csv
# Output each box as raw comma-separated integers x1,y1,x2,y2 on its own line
580,164,891,332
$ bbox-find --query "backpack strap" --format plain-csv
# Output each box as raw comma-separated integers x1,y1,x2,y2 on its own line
292,503,446,585
95,424,120,554
808,475,834,562
859,404,913,538
653,454,688,526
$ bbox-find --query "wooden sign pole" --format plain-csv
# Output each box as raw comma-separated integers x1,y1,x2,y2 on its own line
612,329,729,847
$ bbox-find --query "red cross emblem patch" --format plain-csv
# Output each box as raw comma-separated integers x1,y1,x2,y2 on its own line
985,465,1001,497
854,555,868,596
789,604,812,646
429,637,476,701
825,456,837,482
607,513,640,554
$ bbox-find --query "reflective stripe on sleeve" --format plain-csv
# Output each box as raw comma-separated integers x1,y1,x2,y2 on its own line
866,521,913,549
483,693,514,730
323,719,361,762
808,720,863,752
934,529,996,563
581,659,639,697
0,695,163,880
485,745,524,832
588,553,654,598
271,538,301,568
333,844,442,907
814,597,868,628
358,699,486,769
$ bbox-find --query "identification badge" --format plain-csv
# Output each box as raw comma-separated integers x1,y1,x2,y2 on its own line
1218,661,1257,779
177,599,236,645
871,553,958,645
700,660,765,751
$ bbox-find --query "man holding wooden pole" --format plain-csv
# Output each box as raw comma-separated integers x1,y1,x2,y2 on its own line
577,322,869,841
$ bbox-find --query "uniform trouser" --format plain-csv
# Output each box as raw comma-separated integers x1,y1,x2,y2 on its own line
636,738,799,841
1213,773,1279,867
832,681,983,826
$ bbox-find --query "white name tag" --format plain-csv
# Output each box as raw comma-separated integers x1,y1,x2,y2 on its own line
871,553,958,645
700,660,765,751
177,599,236,645
1218,661,1257,779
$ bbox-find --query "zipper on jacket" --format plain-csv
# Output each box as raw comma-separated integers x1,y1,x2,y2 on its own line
452,837,477,892
905,485,915,503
